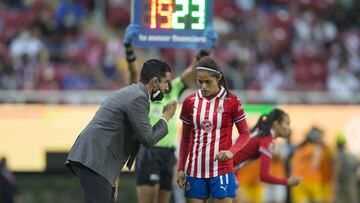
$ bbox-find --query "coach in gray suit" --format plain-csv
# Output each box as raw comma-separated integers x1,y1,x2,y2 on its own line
65,59,177,203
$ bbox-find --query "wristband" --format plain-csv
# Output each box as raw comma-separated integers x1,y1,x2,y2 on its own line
126,50,136,63
124,43,131,48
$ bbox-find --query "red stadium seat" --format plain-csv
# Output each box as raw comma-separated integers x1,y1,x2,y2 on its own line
106,5,130,27
268,10,293,56
296,0,334,12
54,64,71,80
0,10,37,43
293,56,328,90
269,0,290,4
268,10,292,30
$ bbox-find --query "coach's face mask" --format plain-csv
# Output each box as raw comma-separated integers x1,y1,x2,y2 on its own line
151,79,164,102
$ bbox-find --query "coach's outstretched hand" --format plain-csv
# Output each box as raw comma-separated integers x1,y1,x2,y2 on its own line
287,176,302,186
162,100,177,122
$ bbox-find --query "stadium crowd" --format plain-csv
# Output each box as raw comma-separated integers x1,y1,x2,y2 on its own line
0,0,359,95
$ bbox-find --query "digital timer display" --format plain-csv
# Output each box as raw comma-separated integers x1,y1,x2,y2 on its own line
131,0,214,49
142,0,206,30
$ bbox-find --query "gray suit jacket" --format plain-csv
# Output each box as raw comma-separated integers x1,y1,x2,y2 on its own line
66,83,168,185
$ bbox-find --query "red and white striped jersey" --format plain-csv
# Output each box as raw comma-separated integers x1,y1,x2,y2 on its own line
179,87,249,178
233,131,288,185
233,131,274,169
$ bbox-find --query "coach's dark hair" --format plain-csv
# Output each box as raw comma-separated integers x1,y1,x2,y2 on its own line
253,108,288,137
140,59,171,84
196,56,229,94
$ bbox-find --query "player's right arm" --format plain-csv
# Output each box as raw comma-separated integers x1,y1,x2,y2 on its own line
177,97,193,188
177,122,192,188
123,24,140,84
259,138,302,186
124,44,138,84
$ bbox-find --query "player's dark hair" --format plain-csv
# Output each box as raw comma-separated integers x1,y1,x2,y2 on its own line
250,115,266,133
253,108,288,137
140,59,171,84
196,56,229,94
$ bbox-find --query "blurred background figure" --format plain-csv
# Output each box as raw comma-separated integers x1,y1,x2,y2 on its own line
0,158,20,203
54,0,86,35
333,133,359,203
263,143,288,203
318,129,334,203
283,135,296,203
234,160,263,203
291,127,333,203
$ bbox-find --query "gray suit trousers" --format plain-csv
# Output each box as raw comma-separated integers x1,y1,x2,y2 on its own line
70,162,115,203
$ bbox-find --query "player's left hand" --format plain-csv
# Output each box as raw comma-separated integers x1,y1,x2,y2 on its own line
177,170,186,188
287,176,303,186
215,150,233,161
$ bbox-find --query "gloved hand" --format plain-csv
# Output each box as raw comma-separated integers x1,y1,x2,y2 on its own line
204,27,218,48
123,24,140,47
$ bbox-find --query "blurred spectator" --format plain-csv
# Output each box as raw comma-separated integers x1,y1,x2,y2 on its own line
60,61,96,90
54,0,86,34
34,50,59,90
33,6,57,39
312,16,338,49
334,133,359,203
235,0,256,12
0,0,359,93
293,9,315,52
0,59,21,89
18,54,37,90
223,59,246,90
101,31,126,87
343,32,360,74
9,29,45,63
35,66,59,90
255,57,289,102
0,158,20,203
327,63,360,100
0,0,26,10
108,0,127,6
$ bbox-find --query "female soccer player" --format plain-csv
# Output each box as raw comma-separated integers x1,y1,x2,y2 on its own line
177,56,250,203
233,108,302,186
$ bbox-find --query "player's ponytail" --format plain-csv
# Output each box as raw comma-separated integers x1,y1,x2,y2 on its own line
250,115,267,133
256,108,288,137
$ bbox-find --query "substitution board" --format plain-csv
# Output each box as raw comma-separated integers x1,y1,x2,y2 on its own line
131,0,214,48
